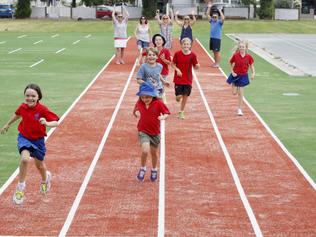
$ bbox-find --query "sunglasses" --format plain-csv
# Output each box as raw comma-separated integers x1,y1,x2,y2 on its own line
212,16,218,19
184,18,190,20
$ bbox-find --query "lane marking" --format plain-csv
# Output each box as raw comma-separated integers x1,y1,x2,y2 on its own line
55,48,66,54
51,34,59,38
73,40,80,45
0,55,115,196
157,119,166,237
85,34,91,38
59,59,137,237
17,34,27,39
33,40,43,45
29,59,44,68
196,38,316,190
8,48,22,54
0,41,6,44
283,93,299,96
193,69,263,237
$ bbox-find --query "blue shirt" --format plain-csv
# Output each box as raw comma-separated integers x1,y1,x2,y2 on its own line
136,63,163,90
209,19,223,39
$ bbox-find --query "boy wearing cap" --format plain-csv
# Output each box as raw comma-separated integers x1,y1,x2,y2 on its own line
133,82,170,182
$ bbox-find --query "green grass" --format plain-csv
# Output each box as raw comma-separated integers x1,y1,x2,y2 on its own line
0,19,315,186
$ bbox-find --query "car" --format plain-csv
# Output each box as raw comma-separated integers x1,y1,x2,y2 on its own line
0,4,14,18
96,5,113,19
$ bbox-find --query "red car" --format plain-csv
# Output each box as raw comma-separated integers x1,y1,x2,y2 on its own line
96,5,112,19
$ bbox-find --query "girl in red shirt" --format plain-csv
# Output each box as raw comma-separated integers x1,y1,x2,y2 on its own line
226,40,255,116
1,84,59,205
133,82,170,182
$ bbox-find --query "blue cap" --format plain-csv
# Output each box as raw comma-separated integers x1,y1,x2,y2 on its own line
136,82,158,97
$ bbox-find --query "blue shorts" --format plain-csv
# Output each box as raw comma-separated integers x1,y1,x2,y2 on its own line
226,73,250,87
17,133,46,161
209,38,221,52
137,40,150,49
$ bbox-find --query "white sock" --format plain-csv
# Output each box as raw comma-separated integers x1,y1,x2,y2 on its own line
152,168,158,171
141,166,146,171
17,181,26,190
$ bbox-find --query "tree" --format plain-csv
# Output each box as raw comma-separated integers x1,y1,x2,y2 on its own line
142,0,157,18
258,0,274,19
14,0,31,18
72,0,76,7
82,0,104,6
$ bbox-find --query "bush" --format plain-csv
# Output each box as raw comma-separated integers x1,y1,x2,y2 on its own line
258,0,274,19
14,0,31,19
275,0,291,8
142,0,157,18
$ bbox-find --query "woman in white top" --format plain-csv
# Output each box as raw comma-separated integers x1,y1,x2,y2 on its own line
134,16,151,65
112,5,129,64
156,8,174,49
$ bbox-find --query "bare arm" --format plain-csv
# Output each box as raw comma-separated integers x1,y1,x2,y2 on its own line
123,5,129,21
206,1,212,20
112,6,116,23
194,63,200,70
250,63,255,80
0,114,21,134
174,11,183,26
190,11,197,26
39,118,58,128
169,8,174,22
156,10,162,24
230,62,237,77
171,62,182,77
219,8,225,22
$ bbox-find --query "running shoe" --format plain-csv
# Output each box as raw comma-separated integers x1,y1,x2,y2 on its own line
150,170,158,182
237,109,243,116
137,168,146,182
40,171,52,194
13,189,24,205
178,111,185,119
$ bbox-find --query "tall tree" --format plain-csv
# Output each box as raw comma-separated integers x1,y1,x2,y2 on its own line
142,0,157,18
14,0,31,18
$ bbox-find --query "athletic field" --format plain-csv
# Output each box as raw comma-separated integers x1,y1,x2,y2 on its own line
0,19,315,236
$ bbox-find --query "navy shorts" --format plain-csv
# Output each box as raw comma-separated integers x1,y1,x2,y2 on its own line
175,84,192,96
17,133,46,161
209,38,221,52
226,73,250,87
137,40,150,49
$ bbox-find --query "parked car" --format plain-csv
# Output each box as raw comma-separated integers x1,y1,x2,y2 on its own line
96,5,113,19
0,4,14,18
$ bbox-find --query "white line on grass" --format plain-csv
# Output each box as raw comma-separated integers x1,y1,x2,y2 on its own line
196,38,316,190
0,55,115,196
193,69,263,237
0,41,6,44
55,48,66,54
157,120,166,237
33,40,43,45
85,34,91,38
59,58,138,237
29,59,44,68
73,40,80,45
8,48,22,54
17,34,27,39
51,34,59,38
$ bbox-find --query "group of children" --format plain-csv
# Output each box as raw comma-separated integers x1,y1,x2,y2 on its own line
0,5,255,204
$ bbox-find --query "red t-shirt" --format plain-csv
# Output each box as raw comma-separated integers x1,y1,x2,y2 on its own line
15,103,59,140
173,50,198,85
157,48,171,76
230,52,254,75
134,99,170,135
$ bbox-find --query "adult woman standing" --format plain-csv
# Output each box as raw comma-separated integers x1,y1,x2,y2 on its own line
112,5,129,64
174,11,196,43
134,16,151,65
156,8,174,50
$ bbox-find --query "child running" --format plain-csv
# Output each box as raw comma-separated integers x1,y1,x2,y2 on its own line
172,37,200,119
136,47,169,98
0,84,59,204
133,82,170,182
226,40,255,116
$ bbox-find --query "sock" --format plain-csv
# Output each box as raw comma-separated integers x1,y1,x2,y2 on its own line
17,181,26,191
141,166,146,171
152,168,158,171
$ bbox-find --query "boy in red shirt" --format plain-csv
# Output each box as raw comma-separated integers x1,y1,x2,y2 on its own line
226,40,255,116
172,37,200,119
133,82,170,182
1,84,59,205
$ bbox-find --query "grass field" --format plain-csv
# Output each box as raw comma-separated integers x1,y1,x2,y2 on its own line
0,19,315,186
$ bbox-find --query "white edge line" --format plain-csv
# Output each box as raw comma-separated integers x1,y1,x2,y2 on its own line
85,34,91,38
195,38,316,190
29,59,44,68
55,48,66,54
33,40,43,45
58,58,138,237
8,48,22,54
0,55,116,196
51,34,59,38
157,120,165,237
193,69,263,237
73,40,80,45
0,41,6,44
17,34,27,39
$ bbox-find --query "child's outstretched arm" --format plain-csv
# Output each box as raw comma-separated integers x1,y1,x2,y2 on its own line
0,114,21,134
39,118,58,128
158,113,168,120
250,63,255,80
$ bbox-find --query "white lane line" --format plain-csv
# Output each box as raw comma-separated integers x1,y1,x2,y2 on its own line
55,48,66,54
157,120,166,237
73,40,80,45
59,60,137,237
0,41,6,44
196,38,315,191
29,59,44,68
33,40,43,45
8,48,22,54
17,34,27,39
0,55,116,196
193,69,263,237
51,34,59,38
85,34,91,38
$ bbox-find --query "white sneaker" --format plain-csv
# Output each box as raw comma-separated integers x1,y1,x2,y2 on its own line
237,109,243,116
40,171,52,194
13,189,24,205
